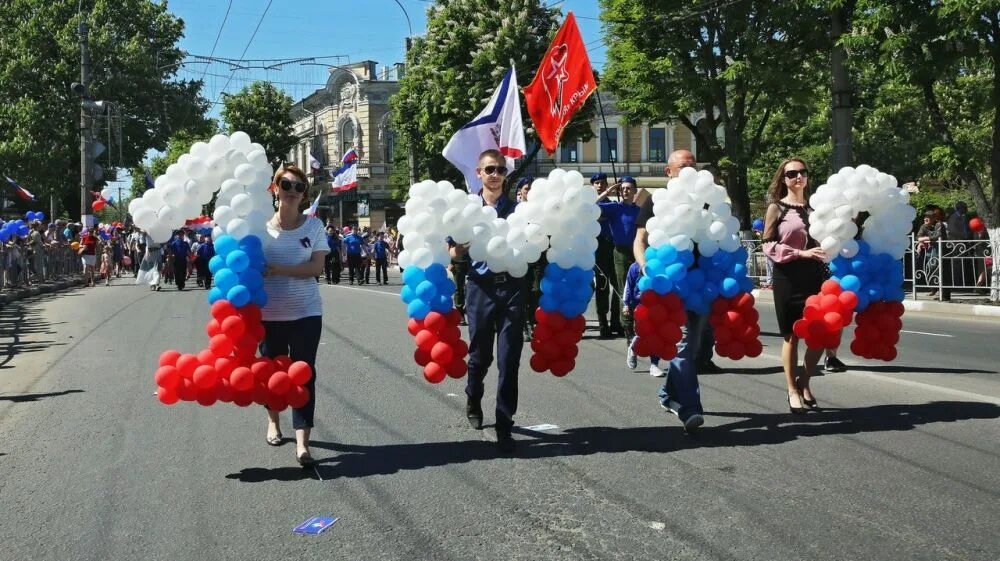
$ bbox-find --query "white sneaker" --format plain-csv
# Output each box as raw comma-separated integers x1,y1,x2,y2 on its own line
626,343,637,369
649,364,665,378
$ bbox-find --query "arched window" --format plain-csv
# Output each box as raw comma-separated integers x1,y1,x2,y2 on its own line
341,119,355,156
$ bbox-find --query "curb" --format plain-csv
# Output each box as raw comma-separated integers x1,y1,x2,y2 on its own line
751,289,1000,319
0,277,86,307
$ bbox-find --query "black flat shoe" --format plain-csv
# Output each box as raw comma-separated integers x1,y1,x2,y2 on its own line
296,451,315,467
266,432,283,446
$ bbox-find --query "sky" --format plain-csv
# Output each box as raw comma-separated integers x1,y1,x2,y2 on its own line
162,0,608,118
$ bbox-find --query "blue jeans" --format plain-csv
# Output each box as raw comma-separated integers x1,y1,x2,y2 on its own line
466,277,525,430
658,312,707,415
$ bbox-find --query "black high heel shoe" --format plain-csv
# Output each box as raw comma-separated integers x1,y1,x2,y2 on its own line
788,393,807,415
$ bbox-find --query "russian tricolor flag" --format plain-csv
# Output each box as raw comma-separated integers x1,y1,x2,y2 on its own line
330,149,359,193
5,176,36,202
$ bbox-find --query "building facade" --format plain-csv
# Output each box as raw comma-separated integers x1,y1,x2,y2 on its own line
523,93,703,188
288,61,403,230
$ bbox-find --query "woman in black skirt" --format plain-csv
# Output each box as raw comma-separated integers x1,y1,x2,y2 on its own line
762,158,826,414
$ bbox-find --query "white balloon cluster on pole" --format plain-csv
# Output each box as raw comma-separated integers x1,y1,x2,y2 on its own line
644,167,740,256
510,169,600,271
808,165,916,261
396,180,477,273
129,131,274,244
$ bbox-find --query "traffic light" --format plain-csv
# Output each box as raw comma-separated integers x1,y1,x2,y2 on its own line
89,139,105,185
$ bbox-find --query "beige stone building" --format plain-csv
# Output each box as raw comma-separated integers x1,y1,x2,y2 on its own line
288,61,403,229
524,93,702,187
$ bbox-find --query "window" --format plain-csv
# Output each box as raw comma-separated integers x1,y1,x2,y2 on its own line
383,131,395,164
559,140,578,163
600,128,618,162
341,120,355,156
648,128,666,162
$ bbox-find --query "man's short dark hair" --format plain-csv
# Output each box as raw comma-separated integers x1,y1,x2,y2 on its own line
478,149,504,164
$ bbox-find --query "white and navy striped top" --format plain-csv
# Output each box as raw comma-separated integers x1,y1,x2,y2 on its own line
262,216,329,322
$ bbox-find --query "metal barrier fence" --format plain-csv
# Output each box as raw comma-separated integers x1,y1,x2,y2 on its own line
1,244,83,291
740,234,996,301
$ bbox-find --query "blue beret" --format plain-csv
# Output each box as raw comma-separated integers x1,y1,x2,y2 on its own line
516,176,534,189
590,172,607,183
621,176,637,186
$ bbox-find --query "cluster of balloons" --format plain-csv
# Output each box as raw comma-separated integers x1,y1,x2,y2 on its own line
155,301,312,409
92,187,118,212
850,301,904,361
631,291,686,360
408,310,469,383
709,293,763,360
400,263,456,320
513,169,600,272
24,211,46,222
531,264,594,376
792,280,858,350
396,180,490,273
808,165,915,262
130,131,274,244
208,234,267,308
529,309,586,376
645,167,742,255
829,240,905,312
0,219,31,242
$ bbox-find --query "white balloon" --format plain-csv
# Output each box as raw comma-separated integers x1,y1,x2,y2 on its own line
212,226,226,240
227,217,250,239
234,163,257,185
143,188,166,210
229,131,252,152
231,193,254,217
209,134,231,155
214,205,236,227
100,188,113,201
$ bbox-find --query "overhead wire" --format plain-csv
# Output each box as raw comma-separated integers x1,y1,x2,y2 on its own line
199,0,233,83
212,0,275,106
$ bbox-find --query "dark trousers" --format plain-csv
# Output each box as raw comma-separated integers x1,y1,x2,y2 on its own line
325,251,341,283
374,258,389,283
347,253,362,283
261,315,322,429
466,277,525,430
195,257,212,288
173,258,187,290
452,260,469,314
594,237,619,329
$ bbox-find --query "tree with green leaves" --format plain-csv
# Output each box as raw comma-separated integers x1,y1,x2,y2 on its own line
390,0,596,192
847,0,999,298
601,0,828,227
221,81,297,168
0,0,210,218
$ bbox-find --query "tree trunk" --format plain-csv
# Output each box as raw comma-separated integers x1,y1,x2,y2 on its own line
830,3,853,170
988,227,1000,302
727,164,751,230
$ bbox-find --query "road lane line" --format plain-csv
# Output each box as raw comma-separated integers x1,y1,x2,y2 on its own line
900,330,954,338
325,285,398,297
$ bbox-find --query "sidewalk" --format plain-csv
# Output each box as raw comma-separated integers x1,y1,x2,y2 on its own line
752,288,1000,319
0,276,86,306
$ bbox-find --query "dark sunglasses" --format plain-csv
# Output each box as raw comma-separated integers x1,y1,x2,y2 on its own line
279,179,307,193
784,169,808,180
482,165,508,177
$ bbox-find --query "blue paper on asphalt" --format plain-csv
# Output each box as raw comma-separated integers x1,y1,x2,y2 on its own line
293,516,339,535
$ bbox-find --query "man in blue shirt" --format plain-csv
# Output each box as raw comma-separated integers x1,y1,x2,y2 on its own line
342,227,364,285
449,149,523,454
325,226,342,284
600,176,641,337
168,230,191,291
195,234,215,289
591,172,620,338
372,232,390,285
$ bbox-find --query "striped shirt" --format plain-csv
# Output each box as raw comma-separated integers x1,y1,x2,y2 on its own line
262,216,329,321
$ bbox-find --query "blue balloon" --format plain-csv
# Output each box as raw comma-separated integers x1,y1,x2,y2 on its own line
214,269,238,292
539,293,558,312
652,274,672,294
720,277,740,298
239,235,262,252
18,225,29,236
400,285,416,304
207,287,224,304
678,250,695,267
432,294,452,312
424,263,448,284
840,274,862,293
402,267,425,286
252,289,268,308
645,258,663,274
0,231,9,243
644,246,658,263
539,278,555,295
226,250,250,273
637,276,652,293
656,245,677,264
415,280,437,301
665,263,686,282
208,255,226,274
686,268,706,289
407,298,431,320
227,285,251,307
703,283,719,302
215,235,238,257
752,218,765,232
437,278,456,297
241,269,264,292
36,212,45,222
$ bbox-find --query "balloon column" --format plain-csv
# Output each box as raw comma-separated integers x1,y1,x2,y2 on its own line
634,167,761,360
129,131,274,244
808,165,915,360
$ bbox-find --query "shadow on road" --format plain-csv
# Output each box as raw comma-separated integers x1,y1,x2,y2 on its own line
0,302,68,369
223,400,999,484
0,389,84,403
852,365,997,375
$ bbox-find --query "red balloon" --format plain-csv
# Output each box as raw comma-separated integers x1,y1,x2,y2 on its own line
423,362,446,384
251,359,275,384
445,359,467,378
407,318,423,336
969,217,985,233
268,371,292,395
214,357,236,380
669,308,687,326
176,354,200,379
714,326,733,344
711,298,731,316
658,322,683,344
248,323,265,343
820,294,840,313
177,378,197,401
197,348,217,366
211,300,237,321
439,325,462,343
205,319,222,338
287,385,310,409
821,280,842,296
154,366,180,389
415,329,438,352
529,353,549,373
634,305,651,323
193,365,218,389
728,341,746,360
288,361,312,386
274,355,293,370
209,334,234,357
221,315,246,340
736,292,755,311
195,386,217,406
556,330,580,346
239,304,262,324
533,324,553,341
745,339,763,357
640,290,659,307
804,305,824,322
550,358,574,377
424,311,446,333
414,348,432,367
648,305,668,324
230,366,254,391
232,391,254,407
252,383,270,405
453,339,469,359
430,341,454,365
92,199,106,212
632,337,652,357
547,313,568,331
157,387,179,405
838,291,859,311
447,309,462,325
159,350,181,367
217,379,234,403
266,394,288,412
823,312,843,333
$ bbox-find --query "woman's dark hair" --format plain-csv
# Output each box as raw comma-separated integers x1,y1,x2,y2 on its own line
767,158,809,204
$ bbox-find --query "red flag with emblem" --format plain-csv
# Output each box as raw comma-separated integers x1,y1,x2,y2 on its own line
523,12,597,155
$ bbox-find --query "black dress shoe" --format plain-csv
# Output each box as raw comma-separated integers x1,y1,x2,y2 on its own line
599,325,612,338
466,398,483,430
496,428,515,454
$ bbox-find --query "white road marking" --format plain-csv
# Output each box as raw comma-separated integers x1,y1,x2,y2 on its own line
325,285,398,297
900,330,954,338
522,424,559,432
649,522,666,531
446,393,459,397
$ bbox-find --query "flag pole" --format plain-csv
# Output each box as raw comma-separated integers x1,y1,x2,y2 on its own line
595,89,618,184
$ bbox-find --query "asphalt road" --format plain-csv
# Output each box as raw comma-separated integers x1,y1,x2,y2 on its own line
1,272,998,561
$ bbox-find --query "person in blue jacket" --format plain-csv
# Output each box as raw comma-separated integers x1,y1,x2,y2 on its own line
342,227,364,284
372,233,390,285
325,226,342,284
195,234,215,289
622,261,663,378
